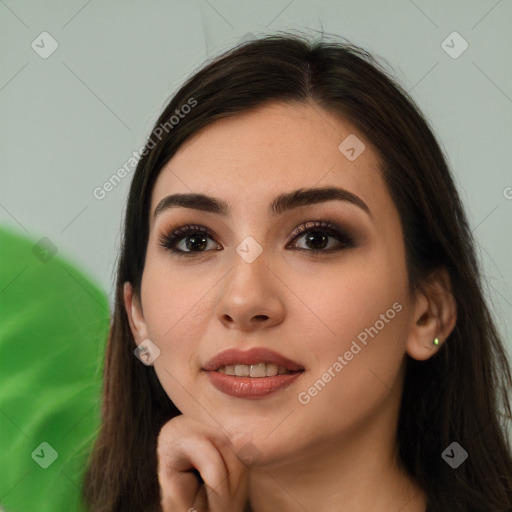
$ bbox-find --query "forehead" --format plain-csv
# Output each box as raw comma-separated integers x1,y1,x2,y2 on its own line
150,101,386,222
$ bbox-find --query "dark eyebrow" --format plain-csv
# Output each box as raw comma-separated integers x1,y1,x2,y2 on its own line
154,186,371,219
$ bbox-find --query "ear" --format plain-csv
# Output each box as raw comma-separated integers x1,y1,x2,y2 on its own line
406,267,457,361
123,281,149,344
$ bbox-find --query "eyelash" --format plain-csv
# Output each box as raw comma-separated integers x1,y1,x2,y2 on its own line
158,220,356,258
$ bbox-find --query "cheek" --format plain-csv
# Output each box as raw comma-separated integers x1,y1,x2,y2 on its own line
141,253,211,340
140,263,206,386
290,256,408,353
291,258,409,411
295,304,409,439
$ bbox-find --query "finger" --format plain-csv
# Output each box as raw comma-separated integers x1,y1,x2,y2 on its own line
158,434,231,507
199,438,250,511
157,417,249,511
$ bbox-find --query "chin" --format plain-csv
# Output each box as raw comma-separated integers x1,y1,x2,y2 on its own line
232,435,286,468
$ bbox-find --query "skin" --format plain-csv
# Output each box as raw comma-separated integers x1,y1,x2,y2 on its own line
124,100,457,511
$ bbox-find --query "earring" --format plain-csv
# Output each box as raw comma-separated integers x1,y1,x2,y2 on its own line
433,337,440,346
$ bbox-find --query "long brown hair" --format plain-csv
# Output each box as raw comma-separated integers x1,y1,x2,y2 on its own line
83,32,512,511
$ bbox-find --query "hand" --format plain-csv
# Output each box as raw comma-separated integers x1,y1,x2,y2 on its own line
157,415,250,512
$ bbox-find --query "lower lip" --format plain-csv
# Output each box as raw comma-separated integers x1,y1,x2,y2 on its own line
205,370,303,398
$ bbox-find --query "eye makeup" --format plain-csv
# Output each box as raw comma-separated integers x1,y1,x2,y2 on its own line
157,219,357,259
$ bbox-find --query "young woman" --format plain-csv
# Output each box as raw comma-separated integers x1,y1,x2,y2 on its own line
83,32,512,511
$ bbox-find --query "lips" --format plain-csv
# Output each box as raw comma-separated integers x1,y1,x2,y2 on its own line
202,347,304,372
202,348,304,399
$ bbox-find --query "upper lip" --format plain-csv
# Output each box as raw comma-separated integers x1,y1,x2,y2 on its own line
203,348,305,372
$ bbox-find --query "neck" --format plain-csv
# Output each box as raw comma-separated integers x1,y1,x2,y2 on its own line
247,458,426,511
244,376,427,512
246,439,426,512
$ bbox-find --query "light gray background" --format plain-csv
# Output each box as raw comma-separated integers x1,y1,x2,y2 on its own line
1,0,511,358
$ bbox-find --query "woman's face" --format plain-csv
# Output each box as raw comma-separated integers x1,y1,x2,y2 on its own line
128,101,422,467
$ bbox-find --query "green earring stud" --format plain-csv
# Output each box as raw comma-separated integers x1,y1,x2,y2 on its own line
433,337,440,346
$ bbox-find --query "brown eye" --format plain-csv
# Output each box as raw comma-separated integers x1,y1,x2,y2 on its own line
288,220,355,254
159,224,220,257
159,220,355,259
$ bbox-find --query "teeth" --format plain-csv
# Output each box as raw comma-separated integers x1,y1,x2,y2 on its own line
224,365,236,375
250,363,267,377
217,363,292,377
234,364,250,377
265,363,278,377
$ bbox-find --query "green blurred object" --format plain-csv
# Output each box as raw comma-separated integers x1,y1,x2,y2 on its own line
0,226,110,512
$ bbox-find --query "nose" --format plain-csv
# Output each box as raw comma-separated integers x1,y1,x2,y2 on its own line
215,247,285,332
